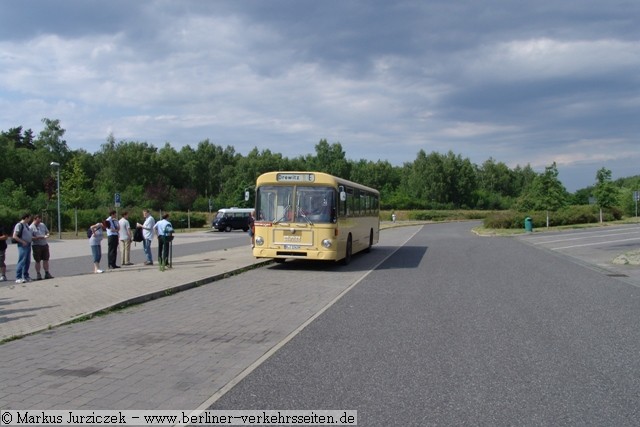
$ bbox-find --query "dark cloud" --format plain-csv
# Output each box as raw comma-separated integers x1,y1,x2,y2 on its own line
0,0,143,39
1,0,639,191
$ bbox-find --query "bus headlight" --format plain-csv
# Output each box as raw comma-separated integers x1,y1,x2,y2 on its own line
255,236,264,246
322,239,332,248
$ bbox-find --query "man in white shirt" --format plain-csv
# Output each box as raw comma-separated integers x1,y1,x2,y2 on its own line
30,214,53,280
118,211,133,266
137,209,155,265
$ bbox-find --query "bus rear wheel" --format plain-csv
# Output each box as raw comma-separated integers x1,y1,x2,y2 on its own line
364,229,373,253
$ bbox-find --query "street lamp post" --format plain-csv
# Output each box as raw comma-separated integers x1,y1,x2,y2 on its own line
50,162,61,239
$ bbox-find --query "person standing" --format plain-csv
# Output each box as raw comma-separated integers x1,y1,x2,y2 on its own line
0,224,8,282
137,209,155,265
118,211,133,266
105,210,120,269
248,210,256,248
154,213,173,268
30,215,54,280
13,213,33,283
88,221,104,273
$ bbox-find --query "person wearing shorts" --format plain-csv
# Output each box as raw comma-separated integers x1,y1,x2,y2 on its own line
30,215,53,280
88,222,105,273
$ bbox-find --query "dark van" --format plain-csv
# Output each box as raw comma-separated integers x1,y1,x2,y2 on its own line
211,208,253,232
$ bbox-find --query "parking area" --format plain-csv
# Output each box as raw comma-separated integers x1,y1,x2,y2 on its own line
517,223,640,287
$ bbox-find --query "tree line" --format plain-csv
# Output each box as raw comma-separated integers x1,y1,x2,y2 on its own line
1,118,637,229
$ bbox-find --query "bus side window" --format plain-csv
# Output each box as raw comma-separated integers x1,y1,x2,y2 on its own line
346,187,354,216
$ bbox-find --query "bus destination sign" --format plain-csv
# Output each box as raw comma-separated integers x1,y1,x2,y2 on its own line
276,173,315,182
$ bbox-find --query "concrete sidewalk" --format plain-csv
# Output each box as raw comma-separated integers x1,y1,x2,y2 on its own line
0,237,270,341
0,222,406,342
0,225,420,411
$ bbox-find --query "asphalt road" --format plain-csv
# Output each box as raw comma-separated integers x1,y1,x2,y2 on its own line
516,223,640,286
211,222,640,426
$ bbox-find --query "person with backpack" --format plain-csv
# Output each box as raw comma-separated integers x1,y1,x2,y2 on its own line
154,213,174,269
13,213,33,283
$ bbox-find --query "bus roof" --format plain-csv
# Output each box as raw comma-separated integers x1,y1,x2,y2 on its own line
256,171,379,195
217,208,254,213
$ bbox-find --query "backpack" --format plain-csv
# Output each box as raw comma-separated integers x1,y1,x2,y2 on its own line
164,222,174,241
87,227,93,238
133,226,144,243
12,223,24,244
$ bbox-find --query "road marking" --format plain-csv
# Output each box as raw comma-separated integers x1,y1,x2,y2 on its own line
532,230,640,245
551,236,640,250
183,226,424,419
524,225,640,239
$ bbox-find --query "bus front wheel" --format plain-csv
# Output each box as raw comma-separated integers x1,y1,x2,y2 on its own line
342,235,352,265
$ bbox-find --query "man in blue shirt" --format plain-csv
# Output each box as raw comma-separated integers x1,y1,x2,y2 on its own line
154,213,173,269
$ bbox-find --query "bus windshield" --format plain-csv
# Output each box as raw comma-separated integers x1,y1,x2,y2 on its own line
257,185,336,224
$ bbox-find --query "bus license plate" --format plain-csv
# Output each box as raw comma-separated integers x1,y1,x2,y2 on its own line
284,244,300,250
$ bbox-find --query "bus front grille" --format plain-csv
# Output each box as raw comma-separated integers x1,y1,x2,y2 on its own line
276,251,307,257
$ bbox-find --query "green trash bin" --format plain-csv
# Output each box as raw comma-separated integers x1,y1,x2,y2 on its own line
524,217,533,232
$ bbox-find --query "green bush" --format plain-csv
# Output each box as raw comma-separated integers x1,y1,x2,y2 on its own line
483,205,623,229
483,211,523,229
381,210,492,222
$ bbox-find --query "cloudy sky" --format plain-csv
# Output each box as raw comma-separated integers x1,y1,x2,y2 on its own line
1,0,638,191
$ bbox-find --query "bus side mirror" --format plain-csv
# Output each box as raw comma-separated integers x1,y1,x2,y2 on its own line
340,191,347,202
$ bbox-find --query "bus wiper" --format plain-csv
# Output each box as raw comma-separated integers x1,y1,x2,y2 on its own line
298,208,314,225
273,205,292,224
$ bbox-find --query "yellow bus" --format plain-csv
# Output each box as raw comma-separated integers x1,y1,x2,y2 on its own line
252,171,380,264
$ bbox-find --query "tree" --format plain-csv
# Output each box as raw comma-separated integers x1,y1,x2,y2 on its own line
36,118,70,163
512,164,537,195
516,162,569,226
476,158,518,209
14,118,635,218
441,151,477,208
401,150,477,208
307,139,351,178
593,167,619,223
404,150,445,207
62,157,93,209
94,135,159,206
